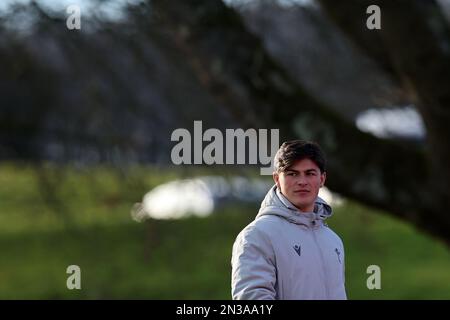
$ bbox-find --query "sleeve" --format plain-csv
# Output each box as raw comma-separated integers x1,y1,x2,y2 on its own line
341,241,348,299
231,225,277,300
341,241,346,285
342,249,346,284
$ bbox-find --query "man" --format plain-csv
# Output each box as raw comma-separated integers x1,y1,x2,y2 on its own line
231,140,347,300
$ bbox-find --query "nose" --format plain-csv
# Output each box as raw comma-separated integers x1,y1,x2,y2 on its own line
296,175,308,186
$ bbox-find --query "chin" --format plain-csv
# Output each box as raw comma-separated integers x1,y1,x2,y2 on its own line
295,199,314,211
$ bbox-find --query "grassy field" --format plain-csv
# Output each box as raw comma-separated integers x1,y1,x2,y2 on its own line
0,163,449,299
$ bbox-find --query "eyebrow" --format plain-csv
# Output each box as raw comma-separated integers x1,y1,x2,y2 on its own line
285,168,318,173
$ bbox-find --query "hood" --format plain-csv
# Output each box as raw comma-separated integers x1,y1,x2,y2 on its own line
256,185,333,227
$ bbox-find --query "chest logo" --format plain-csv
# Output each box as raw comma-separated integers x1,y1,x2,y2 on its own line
293,244,301,257
335,248,342,263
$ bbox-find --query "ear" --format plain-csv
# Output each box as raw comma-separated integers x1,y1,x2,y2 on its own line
320,171,326,188
273,172,280,188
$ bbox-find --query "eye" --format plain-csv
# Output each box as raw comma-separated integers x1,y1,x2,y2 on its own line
287,172,297,177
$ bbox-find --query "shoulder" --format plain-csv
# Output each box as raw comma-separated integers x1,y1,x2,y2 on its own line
323,224,345,248
234,215,284,247
243,214,286,236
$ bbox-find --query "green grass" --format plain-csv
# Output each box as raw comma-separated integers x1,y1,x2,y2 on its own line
0,163,449,299
330,202,450,299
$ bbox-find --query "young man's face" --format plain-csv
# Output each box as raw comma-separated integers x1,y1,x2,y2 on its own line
273,158,326,213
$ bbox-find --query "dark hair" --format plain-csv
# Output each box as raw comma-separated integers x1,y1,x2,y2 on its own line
274,140,326,173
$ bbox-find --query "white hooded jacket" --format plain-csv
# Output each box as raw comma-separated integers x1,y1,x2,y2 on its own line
231,185,347,300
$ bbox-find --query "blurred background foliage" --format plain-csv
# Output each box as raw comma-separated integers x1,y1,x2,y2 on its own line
1,0,449,299
1,164,449,299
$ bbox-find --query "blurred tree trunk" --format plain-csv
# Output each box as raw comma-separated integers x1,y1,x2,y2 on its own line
317,0,450,241
150,0,450,245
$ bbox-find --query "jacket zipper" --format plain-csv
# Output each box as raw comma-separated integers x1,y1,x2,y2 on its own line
311,223,330,299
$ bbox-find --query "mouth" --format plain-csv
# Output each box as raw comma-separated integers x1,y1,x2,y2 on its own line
294,190,310,194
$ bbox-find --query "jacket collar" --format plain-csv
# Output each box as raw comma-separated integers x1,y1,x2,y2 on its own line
256,185,333,228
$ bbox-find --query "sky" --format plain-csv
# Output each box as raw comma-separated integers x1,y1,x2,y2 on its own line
0,0,144,21
0,0,315,15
